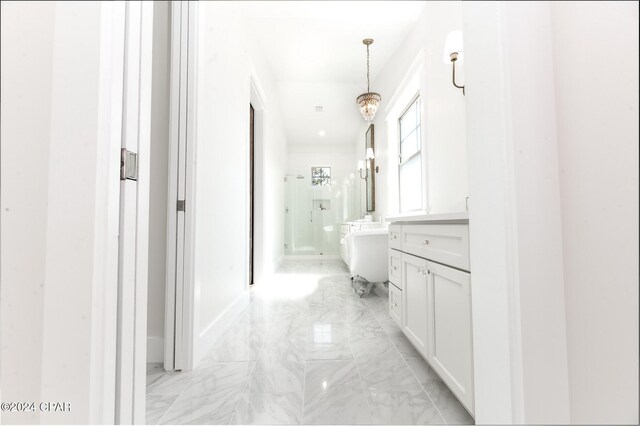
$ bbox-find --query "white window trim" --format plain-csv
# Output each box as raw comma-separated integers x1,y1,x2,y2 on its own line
384,49,429,216
398,94,422,213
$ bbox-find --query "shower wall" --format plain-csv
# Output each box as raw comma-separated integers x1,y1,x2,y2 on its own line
284,144,362,256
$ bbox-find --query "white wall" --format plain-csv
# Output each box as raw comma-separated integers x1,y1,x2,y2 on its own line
253,62,289,282
287,144,358,205
1,2,56,423
368,1,468,220
146,0,171,364
1,2,120,423
550,2,639,423
462,1,638,424
193,2,287,363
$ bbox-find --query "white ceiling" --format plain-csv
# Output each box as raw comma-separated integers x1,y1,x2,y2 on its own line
238,1,426,145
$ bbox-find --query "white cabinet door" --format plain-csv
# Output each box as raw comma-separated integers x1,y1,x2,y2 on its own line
401,252,429,357
427,260,474,415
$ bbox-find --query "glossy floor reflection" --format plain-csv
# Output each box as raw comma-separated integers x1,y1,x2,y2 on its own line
146,259,474,425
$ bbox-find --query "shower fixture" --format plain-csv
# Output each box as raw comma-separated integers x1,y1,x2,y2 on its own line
284,174,305,182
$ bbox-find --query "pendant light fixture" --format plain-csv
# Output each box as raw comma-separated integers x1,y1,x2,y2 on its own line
356,38,381,122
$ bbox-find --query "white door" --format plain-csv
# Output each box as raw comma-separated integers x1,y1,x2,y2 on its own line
426,260,474,415
116,1,153,424
401,252,429,357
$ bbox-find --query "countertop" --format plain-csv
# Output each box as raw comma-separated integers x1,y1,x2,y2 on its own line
385,211,469,224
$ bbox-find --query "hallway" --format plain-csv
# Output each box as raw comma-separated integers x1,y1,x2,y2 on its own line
146,260,473,425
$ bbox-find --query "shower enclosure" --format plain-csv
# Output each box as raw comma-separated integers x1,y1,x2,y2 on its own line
284,172,361,256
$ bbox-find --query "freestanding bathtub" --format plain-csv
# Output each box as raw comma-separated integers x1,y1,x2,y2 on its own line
343,228,389,297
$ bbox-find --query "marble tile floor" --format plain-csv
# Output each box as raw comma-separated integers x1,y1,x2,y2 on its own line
147,259,474,425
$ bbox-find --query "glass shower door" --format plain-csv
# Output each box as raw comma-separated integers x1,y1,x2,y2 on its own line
284,176,318,255
284,175,341,256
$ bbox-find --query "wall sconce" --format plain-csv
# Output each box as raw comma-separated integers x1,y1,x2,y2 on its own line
443,30,465,95
358,148,379,179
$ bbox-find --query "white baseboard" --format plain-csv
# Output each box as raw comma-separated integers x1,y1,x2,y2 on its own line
147,336,164,363
195,291,250,367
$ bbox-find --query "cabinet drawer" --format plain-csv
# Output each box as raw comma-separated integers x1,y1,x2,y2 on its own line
388,224,402,250
389,283,402,328
389,249,402,289
402,224,470,271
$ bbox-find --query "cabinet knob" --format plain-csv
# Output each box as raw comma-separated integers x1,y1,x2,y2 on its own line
393,302,398,307
392,266,397,271
423,239,430,245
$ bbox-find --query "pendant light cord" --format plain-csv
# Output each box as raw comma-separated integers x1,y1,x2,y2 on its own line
366,43,371,93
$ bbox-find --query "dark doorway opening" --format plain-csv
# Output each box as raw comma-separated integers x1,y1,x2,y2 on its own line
249,104,255,285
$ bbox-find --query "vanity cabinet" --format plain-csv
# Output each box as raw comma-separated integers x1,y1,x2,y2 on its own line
388,247,403,328
388,220,474,416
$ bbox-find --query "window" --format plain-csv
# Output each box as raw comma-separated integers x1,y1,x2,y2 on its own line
311,166,331,186
398,95,422,212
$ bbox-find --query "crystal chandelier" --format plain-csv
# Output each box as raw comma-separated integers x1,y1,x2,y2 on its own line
356,38,381,122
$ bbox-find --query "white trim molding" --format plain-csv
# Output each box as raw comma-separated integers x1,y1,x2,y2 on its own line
195,292,250,366
90,2,126,423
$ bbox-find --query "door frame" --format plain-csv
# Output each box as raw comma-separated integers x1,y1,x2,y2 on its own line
89,0,154,424
90,2,126,423
115,1,154,424
90,1,153,423
164,0,198,372
249,103,255,286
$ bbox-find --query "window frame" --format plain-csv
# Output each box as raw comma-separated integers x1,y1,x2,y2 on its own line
398,93,422,212
310,166,332,187
398,93,422,167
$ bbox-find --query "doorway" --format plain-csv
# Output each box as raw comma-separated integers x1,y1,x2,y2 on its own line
249,104,255,285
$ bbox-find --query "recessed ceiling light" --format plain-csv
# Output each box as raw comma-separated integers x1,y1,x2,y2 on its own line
315,106,324,112
318,130,326,137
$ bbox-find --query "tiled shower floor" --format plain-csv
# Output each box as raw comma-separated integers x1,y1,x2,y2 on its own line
146,259,474,425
